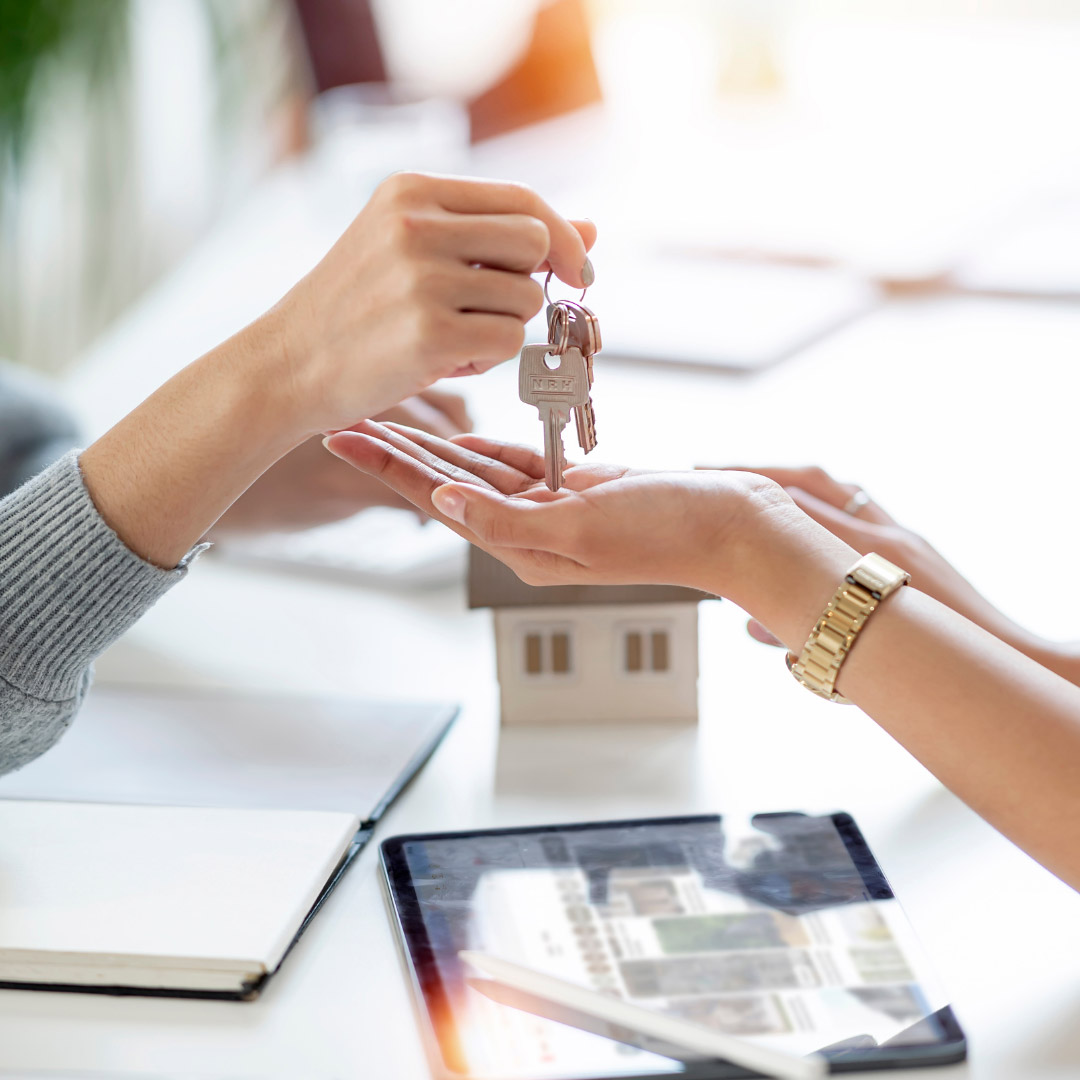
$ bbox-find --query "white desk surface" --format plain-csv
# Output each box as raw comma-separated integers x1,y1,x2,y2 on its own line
6,138,1080,1078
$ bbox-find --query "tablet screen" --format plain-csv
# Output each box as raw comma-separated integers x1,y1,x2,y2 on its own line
381,813,965,1079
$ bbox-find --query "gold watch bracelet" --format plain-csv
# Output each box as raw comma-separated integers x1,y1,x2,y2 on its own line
786,552,911,703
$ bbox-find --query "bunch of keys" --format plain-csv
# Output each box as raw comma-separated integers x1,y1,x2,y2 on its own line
518,271,602,491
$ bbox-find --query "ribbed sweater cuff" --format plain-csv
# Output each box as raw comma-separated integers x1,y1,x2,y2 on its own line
0,450,203,701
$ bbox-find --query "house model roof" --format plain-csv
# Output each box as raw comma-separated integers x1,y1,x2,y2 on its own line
467,546,713,610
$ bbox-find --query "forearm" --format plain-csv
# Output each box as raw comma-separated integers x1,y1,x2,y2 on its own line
717,512,1080,891
982,617,1080,690
79,308,306,567
912,556,1080,689
1,311,308,771
840,590,1080,887
0,453,193,772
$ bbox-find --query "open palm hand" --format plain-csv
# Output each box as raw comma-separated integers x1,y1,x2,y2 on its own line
324,421,781,593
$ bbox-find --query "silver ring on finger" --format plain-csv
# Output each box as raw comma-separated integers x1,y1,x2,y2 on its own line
843,488,872,517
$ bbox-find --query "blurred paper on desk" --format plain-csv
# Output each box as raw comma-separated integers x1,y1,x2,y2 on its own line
950,193,1080,300
0,684,457,822
581,253,877,372
214,507,469,589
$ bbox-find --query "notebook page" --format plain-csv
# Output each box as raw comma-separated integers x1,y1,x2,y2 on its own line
0,801,357,976
0,686,454,822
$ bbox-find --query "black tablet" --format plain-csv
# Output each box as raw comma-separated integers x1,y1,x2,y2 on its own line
380,812,966,1078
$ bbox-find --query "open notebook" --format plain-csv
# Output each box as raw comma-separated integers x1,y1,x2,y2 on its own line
0,685,457,999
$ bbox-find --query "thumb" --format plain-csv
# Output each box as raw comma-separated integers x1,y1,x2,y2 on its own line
431,483,564,551
747,618,784,647
570,218,597,252
537,219,597,285
431,483,471,525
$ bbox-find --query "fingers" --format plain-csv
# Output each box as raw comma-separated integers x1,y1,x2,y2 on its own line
703,465,895,526
430,482,579,553
375,395,461,441
572,219,598,253
355,421,503,492
326,427,586,579
324,429,462,511
786,486,880,552
503,546,593,586
327,427,575,554
563,461,634,491
536,220,597,277
417,387,473,434
450,434,547,481
746,619,784,647
450,266,544,321
740,466,854,508
382,423,536,495
324,424,509,541
425,175,592,288
442,312,526,371
433,213,552,274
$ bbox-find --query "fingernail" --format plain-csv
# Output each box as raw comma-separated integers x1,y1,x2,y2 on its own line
581,256,595,288
322,435,341,458
432,485,465,523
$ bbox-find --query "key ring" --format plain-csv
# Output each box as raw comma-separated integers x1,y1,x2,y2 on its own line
550,298,594,320
548,305,571,354
544,270,587,306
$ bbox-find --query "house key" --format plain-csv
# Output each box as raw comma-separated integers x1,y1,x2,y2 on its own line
549,299,601,453
519,344,590,492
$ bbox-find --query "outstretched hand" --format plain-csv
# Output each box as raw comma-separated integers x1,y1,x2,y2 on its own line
702,464,1008,647
322,422,788,595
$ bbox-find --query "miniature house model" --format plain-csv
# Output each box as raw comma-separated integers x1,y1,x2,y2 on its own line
468,547,710,725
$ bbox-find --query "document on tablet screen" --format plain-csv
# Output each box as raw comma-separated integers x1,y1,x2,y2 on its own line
467,869,938,1071
386,814,959,1079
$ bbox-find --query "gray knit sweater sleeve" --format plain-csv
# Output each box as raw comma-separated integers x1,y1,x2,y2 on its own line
0,452,200,774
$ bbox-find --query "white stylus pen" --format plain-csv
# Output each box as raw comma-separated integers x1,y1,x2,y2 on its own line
459,950,827,1080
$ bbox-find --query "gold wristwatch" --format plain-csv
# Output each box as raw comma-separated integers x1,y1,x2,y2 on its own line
786,553,910,703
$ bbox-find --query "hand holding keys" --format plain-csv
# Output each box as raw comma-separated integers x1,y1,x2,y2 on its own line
519,272,603,491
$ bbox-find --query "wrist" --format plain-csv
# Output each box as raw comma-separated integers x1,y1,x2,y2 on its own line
80,320,311,568
227,298,324,445
697,489,857,652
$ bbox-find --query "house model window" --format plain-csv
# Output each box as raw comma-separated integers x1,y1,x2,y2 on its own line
468,548,712,725
621,625,671,674
522,626,574,676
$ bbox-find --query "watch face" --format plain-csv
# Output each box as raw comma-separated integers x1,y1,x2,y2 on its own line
851,554,908,597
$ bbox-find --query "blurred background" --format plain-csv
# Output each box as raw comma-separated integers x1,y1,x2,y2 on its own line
4,0,1080,376
7,10,1080,1075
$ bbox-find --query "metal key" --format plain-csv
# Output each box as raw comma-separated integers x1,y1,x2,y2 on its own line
548,301,601,453
519,344,590,491
550,300,602,360
574,395,598,454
